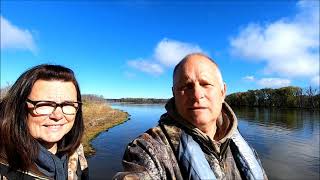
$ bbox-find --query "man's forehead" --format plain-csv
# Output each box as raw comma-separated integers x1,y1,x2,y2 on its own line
178,56,216,74
184,54,209,62
174,58,217,83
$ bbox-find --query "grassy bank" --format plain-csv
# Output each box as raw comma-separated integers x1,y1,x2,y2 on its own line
82,101,129,156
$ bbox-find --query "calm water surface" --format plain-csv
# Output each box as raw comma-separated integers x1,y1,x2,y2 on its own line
88,104,320,180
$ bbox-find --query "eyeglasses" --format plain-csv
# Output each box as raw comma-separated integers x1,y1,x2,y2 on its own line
26,99,82,115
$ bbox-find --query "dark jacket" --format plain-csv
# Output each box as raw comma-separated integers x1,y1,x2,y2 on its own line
0,144,88,180
114,99,268,180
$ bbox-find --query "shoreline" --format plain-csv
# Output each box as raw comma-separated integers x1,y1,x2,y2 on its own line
82,102,129,156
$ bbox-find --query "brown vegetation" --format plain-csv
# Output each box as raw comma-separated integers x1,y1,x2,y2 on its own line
82,101,128,156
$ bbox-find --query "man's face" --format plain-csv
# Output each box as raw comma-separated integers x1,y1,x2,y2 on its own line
173,55,226,131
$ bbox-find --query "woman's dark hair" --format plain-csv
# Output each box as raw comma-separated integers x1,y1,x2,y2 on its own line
0,64,84,171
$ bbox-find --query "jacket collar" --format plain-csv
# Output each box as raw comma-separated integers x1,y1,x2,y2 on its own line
162,98,238,144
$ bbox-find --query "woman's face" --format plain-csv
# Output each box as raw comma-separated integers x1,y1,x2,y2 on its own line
26,80,78,148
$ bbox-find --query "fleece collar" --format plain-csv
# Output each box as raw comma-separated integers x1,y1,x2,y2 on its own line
163,98,238,144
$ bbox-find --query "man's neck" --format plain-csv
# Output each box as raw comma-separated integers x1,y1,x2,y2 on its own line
199,123,217,140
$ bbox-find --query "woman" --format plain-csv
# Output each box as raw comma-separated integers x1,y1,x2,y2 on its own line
0,64,88,179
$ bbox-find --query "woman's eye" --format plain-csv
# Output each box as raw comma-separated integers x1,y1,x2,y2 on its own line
36,102,55,107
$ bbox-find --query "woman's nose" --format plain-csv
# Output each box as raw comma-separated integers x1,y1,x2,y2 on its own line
49,106,64,120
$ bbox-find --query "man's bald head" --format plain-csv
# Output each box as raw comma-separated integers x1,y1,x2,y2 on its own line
172,53,224,89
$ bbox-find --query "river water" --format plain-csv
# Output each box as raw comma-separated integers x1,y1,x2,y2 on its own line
88,104,320,180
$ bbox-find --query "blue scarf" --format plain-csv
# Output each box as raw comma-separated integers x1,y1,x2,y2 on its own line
178,131,217,180
35,144,68,180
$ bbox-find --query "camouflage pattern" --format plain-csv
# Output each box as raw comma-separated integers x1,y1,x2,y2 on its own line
114,99,267,180
0,144,88,180
68,144,88,180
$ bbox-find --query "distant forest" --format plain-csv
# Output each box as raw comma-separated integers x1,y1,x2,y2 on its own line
82,94,106,103
106,86,320,109
106,98,168,104
225,86,319,109
1,85,319,109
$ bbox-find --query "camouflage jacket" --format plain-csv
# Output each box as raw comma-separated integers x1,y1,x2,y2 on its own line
114,99,268,180
0,144,88,180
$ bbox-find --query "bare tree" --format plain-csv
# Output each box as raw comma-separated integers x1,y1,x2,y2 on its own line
0,83,11,100
305,86,318,109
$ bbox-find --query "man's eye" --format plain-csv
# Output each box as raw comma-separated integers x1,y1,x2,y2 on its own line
176,86,185,91
182,83,193,90
202,83,213,87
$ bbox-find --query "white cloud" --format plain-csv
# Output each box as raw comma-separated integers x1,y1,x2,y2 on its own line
243,76,292,88
0,16,37,52
127,38,204,75
230,0,319,80
311,75,319,87
243,75,255,81
257,78,291,88
154,38,203,67
127,59,163,75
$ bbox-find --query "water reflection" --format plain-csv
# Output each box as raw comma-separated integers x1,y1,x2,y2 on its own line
87,104,165,180
234,107,320,180
88,104,320,180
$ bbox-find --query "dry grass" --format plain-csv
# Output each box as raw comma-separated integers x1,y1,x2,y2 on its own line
82,101,128,156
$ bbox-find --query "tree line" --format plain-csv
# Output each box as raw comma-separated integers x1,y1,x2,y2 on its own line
82,94,106,103
1,85,319,108
0,86,107,104
225,86,320,109
107,98,168,104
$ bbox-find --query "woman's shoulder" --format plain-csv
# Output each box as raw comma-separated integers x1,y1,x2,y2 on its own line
68,143,88,179
0,158,50,180
69,144,88,170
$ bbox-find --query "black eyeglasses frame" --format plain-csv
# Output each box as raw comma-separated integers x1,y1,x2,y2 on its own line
26,98,82,115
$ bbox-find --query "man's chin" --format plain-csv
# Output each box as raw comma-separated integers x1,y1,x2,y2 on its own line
188,117,214,128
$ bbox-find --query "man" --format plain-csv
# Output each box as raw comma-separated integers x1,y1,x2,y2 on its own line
114,53,268,180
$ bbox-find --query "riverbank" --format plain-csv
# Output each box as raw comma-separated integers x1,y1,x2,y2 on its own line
82,101,129,156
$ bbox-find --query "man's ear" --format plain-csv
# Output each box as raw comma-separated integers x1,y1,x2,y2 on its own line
172,86,175,97
222,83,227,101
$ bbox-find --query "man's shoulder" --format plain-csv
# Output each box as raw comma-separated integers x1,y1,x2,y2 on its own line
118,115,183,179
126,116,182,150
134,121,181,143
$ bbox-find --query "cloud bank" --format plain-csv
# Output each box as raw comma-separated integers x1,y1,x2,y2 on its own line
243,75,291,88
242,75,255,81
231,0,319,85
127,59,163,75
257,78,291,88
1,16,37,53
154,38,203,67
127,38,204,75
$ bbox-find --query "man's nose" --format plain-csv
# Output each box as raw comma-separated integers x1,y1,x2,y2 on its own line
49,106,64,120
192,84,204,101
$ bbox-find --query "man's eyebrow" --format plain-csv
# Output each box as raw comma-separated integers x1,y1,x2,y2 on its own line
177,77,193,84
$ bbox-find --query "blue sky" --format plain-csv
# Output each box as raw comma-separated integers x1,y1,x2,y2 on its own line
1,0,319,98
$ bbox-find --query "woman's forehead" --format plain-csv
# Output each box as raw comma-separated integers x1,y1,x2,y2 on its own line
29,80,77,101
